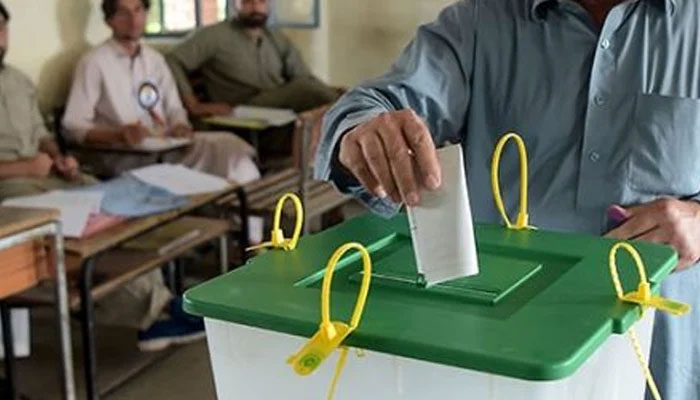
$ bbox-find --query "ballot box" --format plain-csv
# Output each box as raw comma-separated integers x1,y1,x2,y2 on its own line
184,213,677,400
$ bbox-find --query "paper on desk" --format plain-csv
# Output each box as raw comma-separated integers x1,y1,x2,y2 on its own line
407,144,480,286
129,164,232,196
136,137,192,152
2,191,104,238
233,105,297,127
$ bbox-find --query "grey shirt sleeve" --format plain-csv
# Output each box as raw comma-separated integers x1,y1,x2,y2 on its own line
315,2,476,217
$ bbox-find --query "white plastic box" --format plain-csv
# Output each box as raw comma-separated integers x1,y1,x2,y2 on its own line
203,311,654,400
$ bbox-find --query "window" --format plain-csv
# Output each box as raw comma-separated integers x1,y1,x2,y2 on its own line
146,0,320,36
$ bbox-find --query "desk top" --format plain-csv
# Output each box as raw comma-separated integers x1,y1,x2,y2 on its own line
202,116,273,131
0,207,60,238
65,188,233,258
76,138,192,154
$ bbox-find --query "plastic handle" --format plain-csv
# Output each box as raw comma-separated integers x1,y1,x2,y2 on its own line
490,132,534,230
247,192,304,252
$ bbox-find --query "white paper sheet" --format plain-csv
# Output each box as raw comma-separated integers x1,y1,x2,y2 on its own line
136,137,192,152
233,105,297,127
407,144,480,286
129,164,232,196
3,191,104,238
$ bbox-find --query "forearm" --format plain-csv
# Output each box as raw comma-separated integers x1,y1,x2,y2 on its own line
182,93,204,116
38,138,62,159
165,56,196,99
0,159,32,179
83,127,124,145
182,94,230,117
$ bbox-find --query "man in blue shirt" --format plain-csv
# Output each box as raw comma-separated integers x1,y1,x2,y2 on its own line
316,0,700,398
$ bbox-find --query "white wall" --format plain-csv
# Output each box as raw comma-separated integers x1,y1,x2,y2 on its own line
5,0,109,111
326,0,454,86
3,0,454,112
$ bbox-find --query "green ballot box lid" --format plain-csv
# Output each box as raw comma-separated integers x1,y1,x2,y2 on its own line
184,214,677,381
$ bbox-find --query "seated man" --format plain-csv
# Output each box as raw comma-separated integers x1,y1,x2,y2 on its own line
0,11,92,198
63,0,262,192
166,0,340,117
0,1,201,352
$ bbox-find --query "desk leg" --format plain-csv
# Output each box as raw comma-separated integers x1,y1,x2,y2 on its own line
53,226,76,400
79,258,99,400
236,187,250,262
1,302,16,400
219,235,229,275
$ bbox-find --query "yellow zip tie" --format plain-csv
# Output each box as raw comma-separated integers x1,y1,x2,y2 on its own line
247,193,304,252
327,347,350,400
287,243,372,399
609,243,690,317
608,242,691,400
491,132,535,230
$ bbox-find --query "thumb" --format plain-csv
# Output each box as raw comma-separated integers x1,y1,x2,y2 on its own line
608,204,631,222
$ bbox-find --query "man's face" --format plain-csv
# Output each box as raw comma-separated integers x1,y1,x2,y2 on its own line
0,15,8,66
236,0,269,28
107,0,147,41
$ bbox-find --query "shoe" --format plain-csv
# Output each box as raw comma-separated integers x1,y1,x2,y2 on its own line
169,296,202,326
137,317,205,352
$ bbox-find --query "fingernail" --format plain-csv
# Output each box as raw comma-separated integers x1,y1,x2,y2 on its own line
427,175,441,190
376,186,388,199
407,192,420,206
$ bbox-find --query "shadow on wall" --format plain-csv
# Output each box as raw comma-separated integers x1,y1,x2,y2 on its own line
37,0,94,113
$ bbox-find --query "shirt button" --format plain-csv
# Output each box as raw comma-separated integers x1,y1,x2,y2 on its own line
601,39,610,49
594,95,606,106
589,152,601,163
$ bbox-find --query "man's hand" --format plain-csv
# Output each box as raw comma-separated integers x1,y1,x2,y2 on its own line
170,124,194,139
606,199,700,271
54,155,80,181
27,153,54,178
121,123,149,146
338,109,441,206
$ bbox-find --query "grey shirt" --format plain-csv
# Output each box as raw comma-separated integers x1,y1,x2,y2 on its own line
315,0,700,398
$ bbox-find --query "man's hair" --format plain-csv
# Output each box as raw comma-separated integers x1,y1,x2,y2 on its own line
102,0,151,20
0,1,10,22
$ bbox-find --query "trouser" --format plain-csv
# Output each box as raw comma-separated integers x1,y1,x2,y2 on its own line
647,266,700,400
94,270,172,330
0,173,173,330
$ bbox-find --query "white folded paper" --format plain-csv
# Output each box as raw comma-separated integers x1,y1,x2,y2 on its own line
3,191,104,238
137,137,192,151
129,164,232,196
407,144,480,286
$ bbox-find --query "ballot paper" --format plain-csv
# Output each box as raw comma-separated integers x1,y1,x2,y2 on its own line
129,164,232,196
232,105,297,127
407,144,480,286
3,191,104,238
136,137,192,152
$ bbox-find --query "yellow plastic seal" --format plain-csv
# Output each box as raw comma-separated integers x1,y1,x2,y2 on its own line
608,242,691,400
609,242,690,316
247,193,304,252
491,132,535,230
287,243,372,399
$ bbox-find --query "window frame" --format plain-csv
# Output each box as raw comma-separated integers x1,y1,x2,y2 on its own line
145,0,320,38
